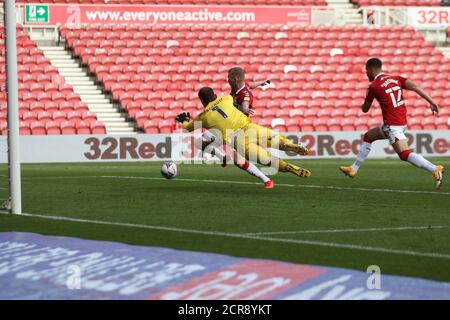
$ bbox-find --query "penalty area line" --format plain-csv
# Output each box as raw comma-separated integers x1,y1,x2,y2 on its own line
17,212,450,260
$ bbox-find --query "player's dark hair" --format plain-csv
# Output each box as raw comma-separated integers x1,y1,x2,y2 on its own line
366,58,382,69
198,87,217,105
228,67,245,80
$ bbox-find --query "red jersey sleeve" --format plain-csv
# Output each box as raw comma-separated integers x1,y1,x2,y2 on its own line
364,86,375,105
398,76,407,88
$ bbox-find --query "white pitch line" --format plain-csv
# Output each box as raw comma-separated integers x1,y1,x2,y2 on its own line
21,175,100,180
16,212,450,260
98,175,450,196
19,174,450,196
240,226,449,236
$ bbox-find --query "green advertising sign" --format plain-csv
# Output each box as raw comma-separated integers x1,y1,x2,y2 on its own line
25,4,49,23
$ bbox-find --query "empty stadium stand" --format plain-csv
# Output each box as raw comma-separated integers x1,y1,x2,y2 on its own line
2,0,449,135
0,25,106,135
61,23,449,133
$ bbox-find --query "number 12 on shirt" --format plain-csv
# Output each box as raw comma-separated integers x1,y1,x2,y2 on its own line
385,86,404,108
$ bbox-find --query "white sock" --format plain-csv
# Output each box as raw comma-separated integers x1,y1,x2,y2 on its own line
407,153,437,173
210,147,226,162
351,142,372,171
242,161,271,183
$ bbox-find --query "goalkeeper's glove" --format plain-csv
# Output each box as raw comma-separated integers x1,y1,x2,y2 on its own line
175,112,190,123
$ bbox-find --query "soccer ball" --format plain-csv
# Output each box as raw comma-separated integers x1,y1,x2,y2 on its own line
161,162,177,179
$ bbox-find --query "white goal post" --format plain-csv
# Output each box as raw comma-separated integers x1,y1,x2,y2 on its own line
4,0,22,215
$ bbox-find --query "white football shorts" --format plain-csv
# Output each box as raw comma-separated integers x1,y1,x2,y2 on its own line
379,124,407,144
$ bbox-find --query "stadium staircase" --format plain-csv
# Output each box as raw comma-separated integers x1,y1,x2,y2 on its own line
326,0,364,25
436,28,450,58
438,47,450,58
39,45,136,134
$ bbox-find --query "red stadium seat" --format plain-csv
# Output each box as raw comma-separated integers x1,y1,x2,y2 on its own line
52,111,67,124
301,118,315,132
0,121,7,136
19,121,31,135
135,111,150,128
67,111,83,124
30,121,46,135
37,111,53,123
436,117,449,130
82,111,97,124
60,121,77,135
422,117,437,130
91,121,107,134
23,111,38,122
29,102,45,114
144,120,160,134
341,118,356,131
76,121,92,134
409,118,422,130
158,120,174,133
46,121,61,135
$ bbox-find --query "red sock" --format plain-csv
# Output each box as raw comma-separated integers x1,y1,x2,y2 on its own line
240,161,250,170
398,150,412,161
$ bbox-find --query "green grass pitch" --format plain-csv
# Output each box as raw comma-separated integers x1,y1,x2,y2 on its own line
0,158,449,282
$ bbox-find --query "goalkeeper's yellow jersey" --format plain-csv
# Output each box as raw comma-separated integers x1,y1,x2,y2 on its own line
182,95,252,144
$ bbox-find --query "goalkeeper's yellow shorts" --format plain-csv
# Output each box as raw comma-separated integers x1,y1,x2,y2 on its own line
231,123,281,166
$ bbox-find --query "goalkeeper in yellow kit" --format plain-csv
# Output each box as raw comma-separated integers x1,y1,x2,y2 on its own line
175,87,311,178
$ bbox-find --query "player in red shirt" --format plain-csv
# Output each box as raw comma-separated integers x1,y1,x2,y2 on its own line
340,58,444,189
198,66,272,165
227,66,270,116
